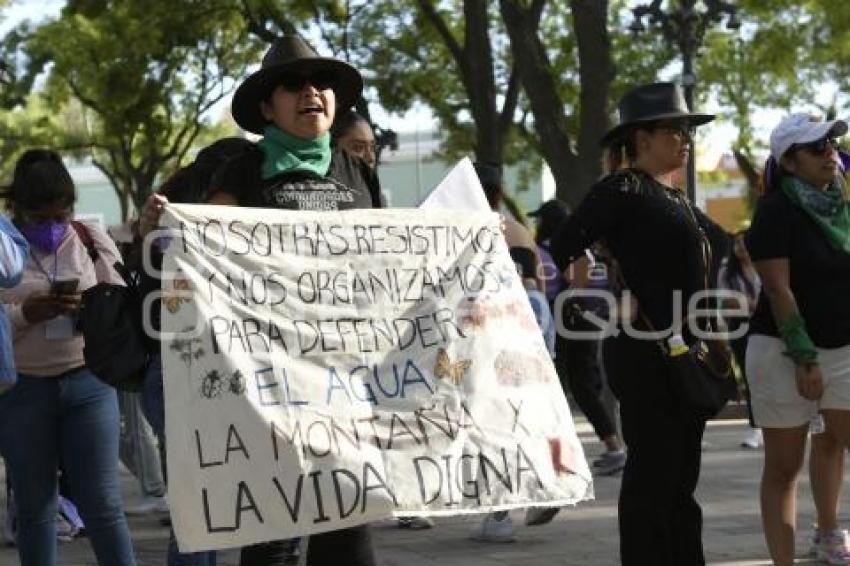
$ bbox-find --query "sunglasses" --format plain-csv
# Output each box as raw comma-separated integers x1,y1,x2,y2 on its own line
277,71,336,93
795,137,840,155
653,122,694,140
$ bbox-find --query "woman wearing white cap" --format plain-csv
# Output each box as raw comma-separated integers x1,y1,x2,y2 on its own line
746,113,850,565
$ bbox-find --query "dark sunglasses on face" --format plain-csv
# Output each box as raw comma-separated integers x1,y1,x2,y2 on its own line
654,122,694,140
795,137,840,155
278,71,336,93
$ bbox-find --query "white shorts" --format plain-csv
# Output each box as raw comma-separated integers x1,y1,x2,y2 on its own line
746,335,850,429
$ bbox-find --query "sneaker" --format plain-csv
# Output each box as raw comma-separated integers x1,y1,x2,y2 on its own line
820,529,850,565
810,527,822,557
595,450,626,476
125,495,169,516
3,501,15,547
397,516,434,530
57,495,84,534
592,450,624,468
524,506,560,526
282,537,301,564
470,512,516,543
56,513,78,543
740,428,763,449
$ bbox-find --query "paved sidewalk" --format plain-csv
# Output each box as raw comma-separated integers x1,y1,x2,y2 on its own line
0,418,838,565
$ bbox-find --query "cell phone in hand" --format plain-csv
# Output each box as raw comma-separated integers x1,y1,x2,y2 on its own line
51,278,80,296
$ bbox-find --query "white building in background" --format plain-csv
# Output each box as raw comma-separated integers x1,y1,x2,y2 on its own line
68,161,125,227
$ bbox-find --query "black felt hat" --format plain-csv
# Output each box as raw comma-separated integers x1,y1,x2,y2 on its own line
231,36,363,135
599,82,714,147
528,199,570,225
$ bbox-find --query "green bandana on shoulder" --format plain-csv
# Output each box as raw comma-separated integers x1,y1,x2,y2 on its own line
259,125,332,180
782,174,850,252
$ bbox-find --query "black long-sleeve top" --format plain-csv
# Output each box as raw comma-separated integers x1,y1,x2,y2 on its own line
549,169,728,338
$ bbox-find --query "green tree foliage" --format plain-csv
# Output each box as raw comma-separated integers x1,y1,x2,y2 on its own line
2,0,846,219
700,1,822,156
0,0,262,220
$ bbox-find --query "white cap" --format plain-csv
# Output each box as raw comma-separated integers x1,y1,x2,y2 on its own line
770,112,848,161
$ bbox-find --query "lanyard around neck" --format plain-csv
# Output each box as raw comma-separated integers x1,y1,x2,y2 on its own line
30,249,58,284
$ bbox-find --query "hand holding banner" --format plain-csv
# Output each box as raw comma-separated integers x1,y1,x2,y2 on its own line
160,174,591,552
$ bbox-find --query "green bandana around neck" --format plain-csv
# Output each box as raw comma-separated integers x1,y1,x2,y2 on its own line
781,174,850,252
259,125,332,180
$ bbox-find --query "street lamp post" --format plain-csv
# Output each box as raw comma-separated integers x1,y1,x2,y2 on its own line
630,0,740,203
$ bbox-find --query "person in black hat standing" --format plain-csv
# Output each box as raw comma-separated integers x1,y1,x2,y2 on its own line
143,35,380,566
549,82,727,565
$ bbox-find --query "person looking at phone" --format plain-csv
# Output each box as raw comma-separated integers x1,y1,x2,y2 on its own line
0,149,137,565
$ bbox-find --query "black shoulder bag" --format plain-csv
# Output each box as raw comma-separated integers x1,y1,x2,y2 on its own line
72,222,148,391
614,191,737,420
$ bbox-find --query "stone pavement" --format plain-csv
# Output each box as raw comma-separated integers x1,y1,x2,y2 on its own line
0,418,840,565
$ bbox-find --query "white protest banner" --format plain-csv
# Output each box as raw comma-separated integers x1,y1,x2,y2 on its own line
160,200,592,552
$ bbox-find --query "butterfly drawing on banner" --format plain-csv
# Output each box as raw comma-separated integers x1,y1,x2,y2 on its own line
164,274,192,314
434,347,472,386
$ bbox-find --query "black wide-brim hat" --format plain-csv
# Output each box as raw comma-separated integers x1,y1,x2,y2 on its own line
529,199,570,224
232,36,363,135
599,82,714,147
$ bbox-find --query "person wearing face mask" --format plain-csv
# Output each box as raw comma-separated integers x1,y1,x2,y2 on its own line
746,114,850,566
0,149,136,565
141,35,381,566
549,83,727,565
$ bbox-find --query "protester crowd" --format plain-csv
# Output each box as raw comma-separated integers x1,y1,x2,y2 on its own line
0,32,847,566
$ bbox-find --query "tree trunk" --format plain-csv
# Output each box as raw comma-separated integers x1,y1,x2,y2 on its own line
732,148,761,209
500,0,581,207
570,0,614,193
500,0,614,207
417,0,502,166
115,186,130,223
462,0,501,165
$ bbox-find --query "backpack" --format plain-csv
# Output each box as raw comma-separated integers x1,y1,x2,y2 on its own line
72,221,148,391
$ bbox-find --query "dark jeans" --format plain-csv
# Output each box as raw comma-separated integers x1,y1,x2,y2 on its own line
603,334,706,566
239,526,376,566
0,369,136,566
555,332,617,441
142,355,216,566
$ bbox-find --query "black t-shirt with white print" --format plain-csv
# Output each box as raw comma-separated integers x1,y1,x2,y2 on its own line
214,145,380,211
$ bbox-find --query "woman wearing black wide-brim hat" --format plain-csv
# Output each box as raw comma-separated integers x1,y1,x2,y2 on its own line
194,35,380,566
134,35,381,566
209,35,380,211
549,82,728,565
